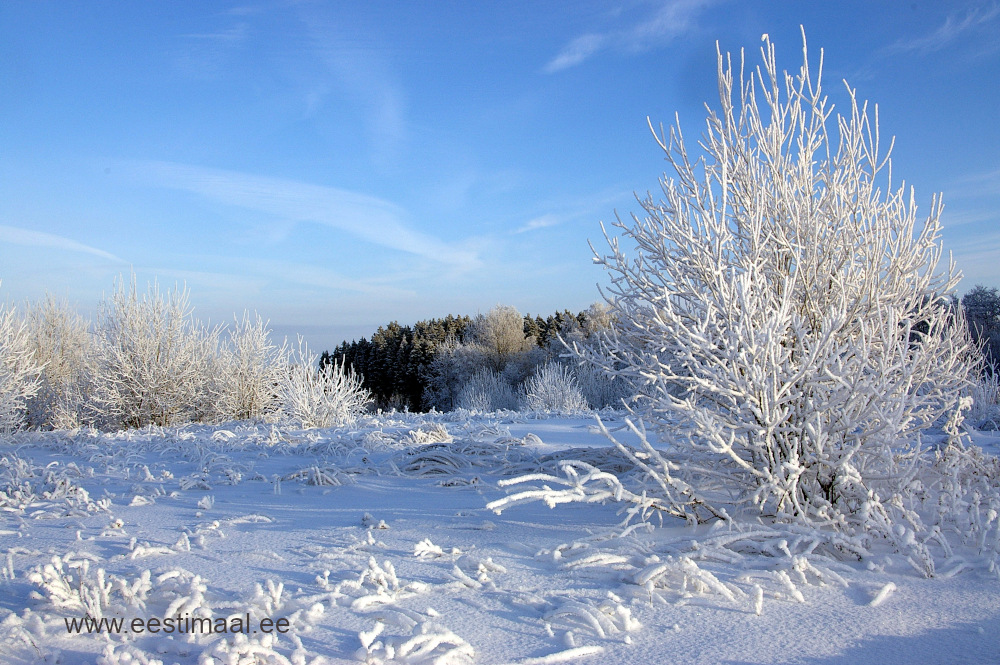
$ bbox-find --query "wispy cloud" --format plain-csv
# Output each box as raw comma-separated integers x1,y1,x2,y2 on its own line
546,34,608,73
884,3,1000,55
545,0,717,73
0,225,125,263
244,258,414,297
945,229,1000,289
516,187,634,234
515,214,564,234
950,167,1000,197
134,161,480,269
941,209,1000,228
173,17,252,80
183,23,249,44
225,5,265,18
143,259,411,299
297,8,406,168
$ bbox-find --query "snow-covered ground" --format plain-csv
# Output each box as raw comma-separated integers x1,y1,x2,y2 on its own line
2,411,998,664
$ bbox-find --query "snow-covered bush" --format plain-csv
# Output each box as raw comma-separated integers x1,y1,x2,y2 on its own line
521,362,588,412
280,337,371,428
91,276,221,430
423,337,493,411
23,295,93,430
576,33,978,526
571,362,633,410
213,312,287,422
455,368,517,412
553,303,634,410
0,291,40,433
967,372,1000,430
499,344,547,389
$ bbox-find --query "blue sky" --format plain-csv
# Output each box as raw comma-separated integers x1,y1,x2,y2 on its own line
2,1,999,351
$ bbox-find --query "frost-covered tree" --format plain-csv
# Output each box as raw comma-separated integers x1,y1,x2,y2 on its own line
499,344,547,389
466,305,536,373
963,285,1000,372
578,33,977,525
554,303,632,410
92,276,220,430
0,291,40,433
280,337,371,428
521,362,588,412
213,312,287,422
455,368,517,412
423,306,541,411
23,295,93,430
422,336,490,411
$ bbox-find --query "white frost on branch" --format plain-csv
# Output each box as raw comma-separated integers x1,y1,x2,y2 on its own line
570,30,978,532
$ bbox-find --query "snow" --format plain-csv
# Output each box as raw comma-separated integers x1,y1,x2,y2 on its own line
1,411,998,664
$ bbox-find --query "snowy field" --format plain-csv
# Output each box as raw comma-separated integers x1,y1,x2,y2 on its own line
1,411,999,665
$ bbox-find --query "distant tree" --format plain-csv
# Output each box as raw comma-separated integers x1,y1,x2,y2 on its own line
328,305,623,413
423,335,488,411
23,295,93,430
523,315,542,343
466,305,536,372
0,289,41,433
963,285,1000,371
456,368,517,412
325,314,470,411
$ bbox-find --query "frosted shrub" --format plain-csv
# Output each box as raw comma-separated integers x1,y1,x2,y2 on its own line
213,312,287,422
422,336,487,411
571,362,633,410
499,344,547,388
280,337,371,428
521,362,588,412
967,372,1000,430
0,292,40,433
23,295,93,430
92,276,220,429
576,33,978,527
455,369,517,412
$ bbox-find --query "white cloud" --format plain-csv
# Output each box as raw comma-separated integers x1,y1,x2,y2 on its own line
941,209,999,227
517,187,634,235
134,161,480,269
242,258,414,297
949,167,1000,197
0,225,125,263
515,214,563,234
884,3,1000,55
183,23,249,44
545,0,717,73
173,18,253,80
545,34,607,73
142,259,411,299
951,242,1000,290
297,8,407,168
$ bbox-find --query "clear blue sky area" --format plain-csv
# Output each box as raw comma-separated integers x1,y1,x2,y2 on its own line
2,1,998,351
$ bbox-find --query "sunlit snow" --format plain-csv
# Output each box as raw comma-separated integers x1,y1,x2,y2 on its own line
1,411,998,664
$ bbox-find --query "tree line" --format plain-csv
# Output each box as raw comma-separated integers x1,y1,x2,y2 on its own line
320,305,623,412
3,274,998,433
